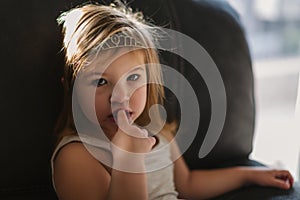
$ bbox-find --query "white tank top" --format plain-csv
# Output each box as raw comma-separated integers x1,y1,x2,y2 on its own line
51,133,179,200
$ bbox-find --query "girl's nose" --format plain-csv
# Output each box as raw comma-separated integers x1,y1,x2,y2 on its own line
110,84,130,104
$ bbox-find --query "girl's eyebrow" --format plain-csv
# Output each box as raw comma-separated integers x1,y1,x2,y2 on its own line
128,66,145,73
92,66,145,77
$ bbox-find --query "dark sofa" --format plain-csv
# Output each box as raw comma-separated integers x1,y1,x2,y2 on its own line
0,0,299,199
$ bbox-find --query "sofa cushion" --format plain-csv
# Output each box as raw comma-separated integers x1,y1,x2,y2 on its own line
212,182,300,200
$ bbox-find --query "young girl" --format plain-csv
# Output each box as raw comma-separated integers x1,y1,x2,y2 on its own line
51,2,294,200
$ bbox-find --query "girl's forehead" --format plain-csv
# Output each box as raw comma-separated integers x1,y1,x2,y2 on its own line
83,48,147,75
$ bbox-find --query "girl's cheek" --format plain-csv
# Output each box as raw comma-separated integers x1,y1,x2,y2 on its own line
131,86,147,108
74,79,99,125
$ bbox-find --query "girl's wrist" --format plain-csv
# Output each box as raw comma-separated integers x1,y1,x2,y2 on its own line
111,145,146,173
236,167,254,186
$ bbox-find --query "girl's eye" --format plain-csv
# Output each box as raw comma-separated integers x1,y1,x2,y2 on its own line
127,74,140,81
97,78,107,86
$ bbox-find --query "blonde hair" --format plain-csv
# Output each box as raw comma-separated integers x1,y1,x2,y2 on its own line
55,2,165,142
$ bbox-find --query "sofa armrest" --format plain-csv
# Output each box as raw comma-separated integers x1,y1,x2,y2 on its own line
212,182,300,200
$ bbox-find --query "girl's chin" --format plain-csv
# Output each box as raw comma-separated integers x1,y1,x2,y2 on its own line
99,125,117,140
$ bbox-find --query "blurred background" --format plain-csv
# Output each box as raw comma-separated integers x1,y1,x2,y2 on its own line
227,0,300,181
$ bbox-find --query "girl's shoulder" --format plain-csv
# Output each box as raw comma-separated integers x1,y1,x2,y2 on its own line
52,134,111,167
52,138,111,199
53,141,97,168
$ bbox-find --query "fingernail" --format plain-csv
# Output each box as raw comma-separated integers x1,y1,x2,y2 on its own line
152,137,156,145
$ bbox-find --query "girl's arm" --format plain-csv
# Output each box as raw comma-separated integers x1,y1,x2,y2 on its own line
108,169,148,200
54,142,150,200
53,142,111,200
54,111,155,200
108,110,156,199
170,140,294,200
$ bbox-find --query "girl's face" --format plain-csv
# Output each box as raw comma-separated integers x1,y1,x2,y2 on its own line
94,50,147,139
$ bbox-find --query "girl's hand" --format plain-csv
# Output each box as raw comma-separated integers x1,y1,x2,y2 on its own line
247,167,294,190
111,109,156,154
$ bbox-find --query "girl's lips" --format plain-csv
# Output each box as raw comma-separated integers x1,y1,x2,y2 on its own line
108,115,116,123
108,110,133,123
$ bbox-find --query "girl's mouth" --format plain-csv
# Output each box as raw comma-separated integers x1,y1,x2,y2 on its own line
109,110,133,123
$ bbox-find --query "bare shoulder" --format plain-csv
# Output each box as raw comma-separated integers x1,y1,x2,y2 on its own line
53,142,110,200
